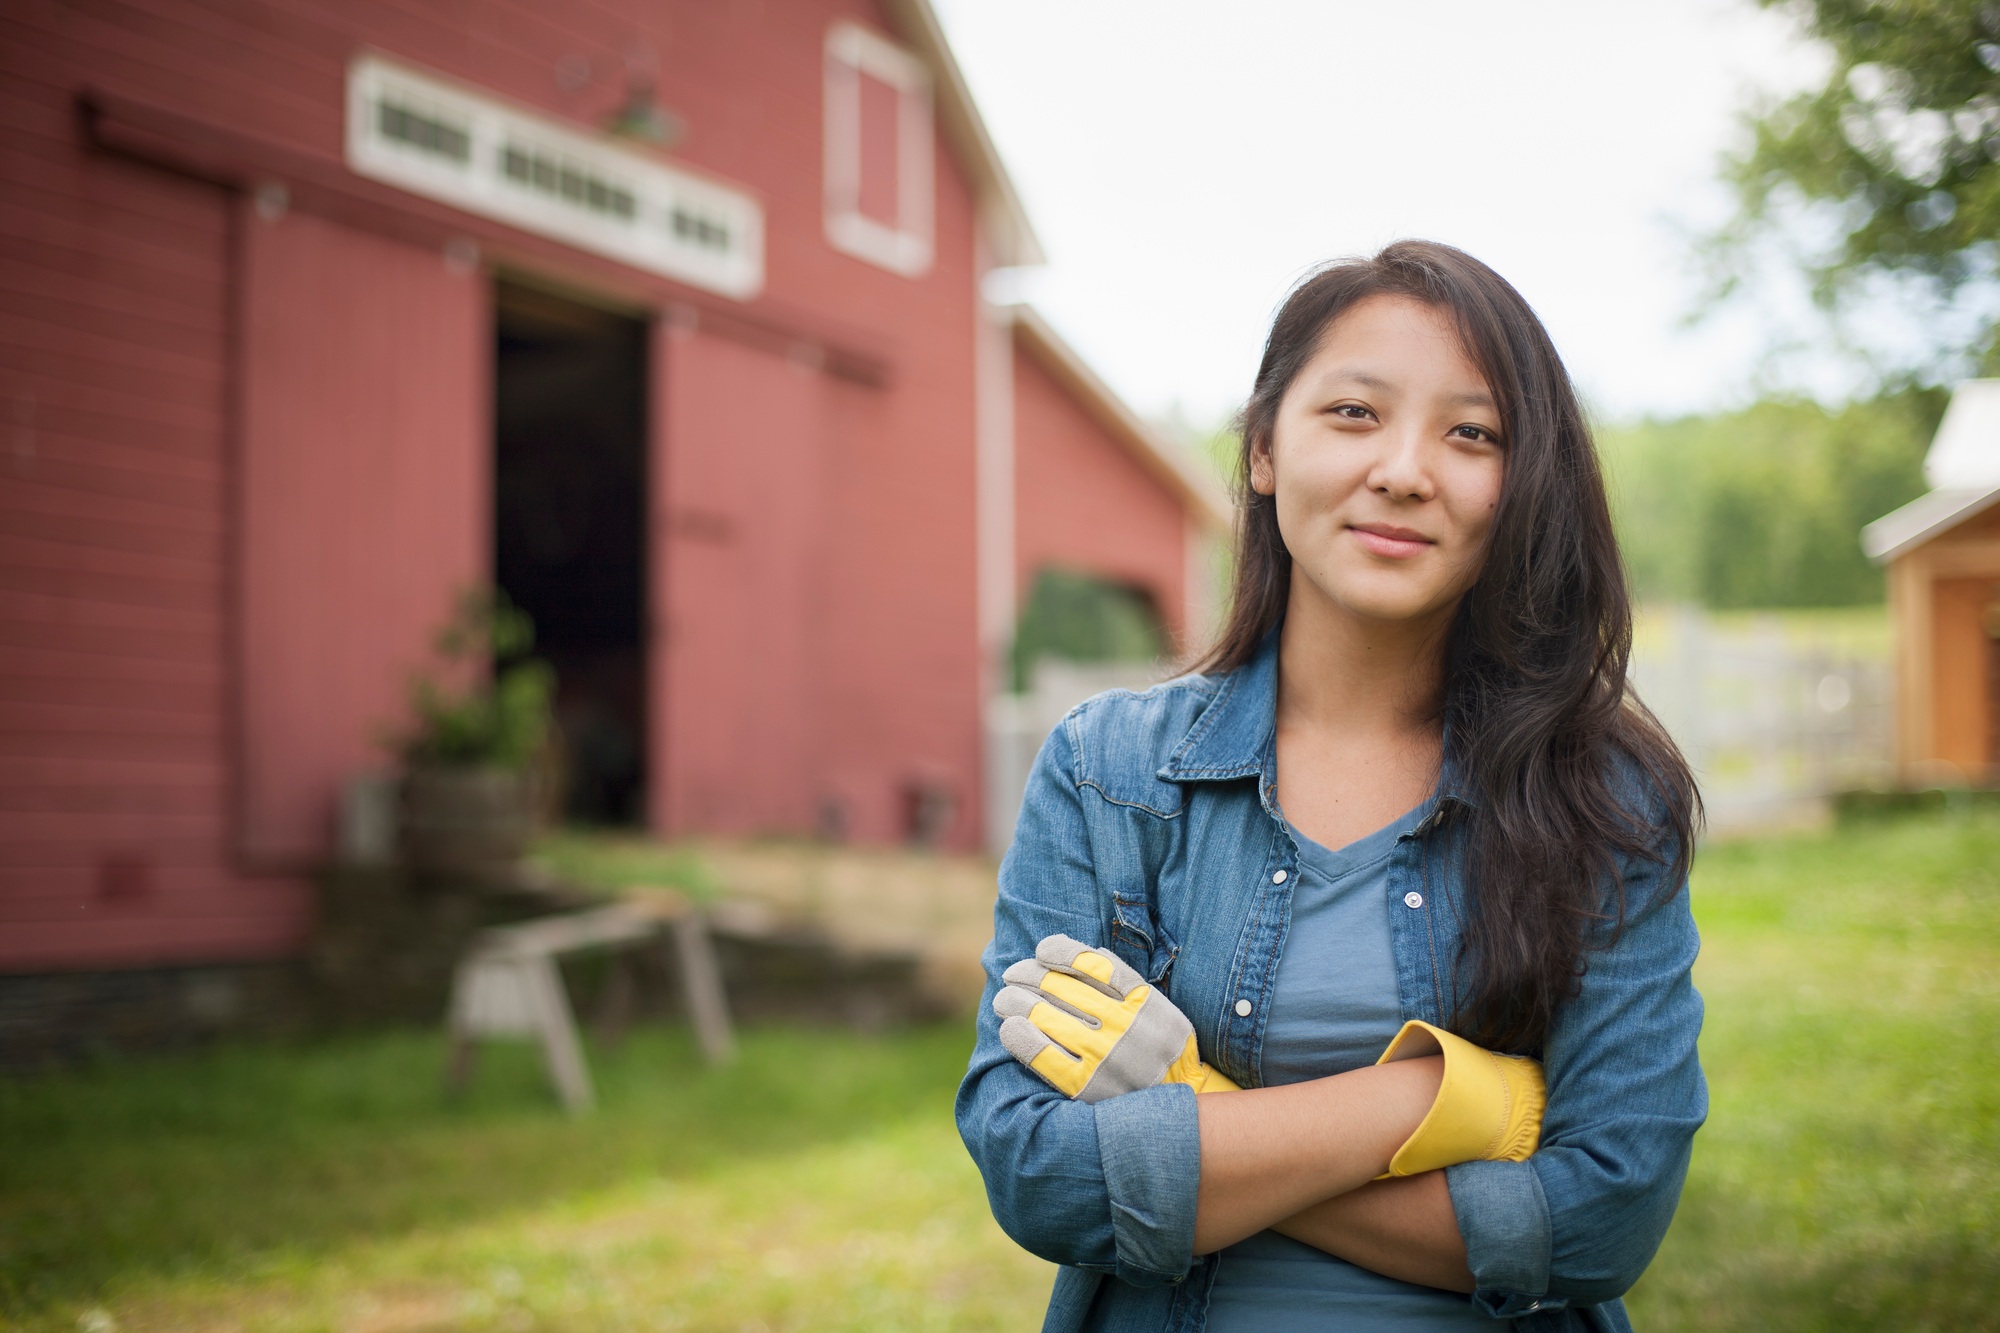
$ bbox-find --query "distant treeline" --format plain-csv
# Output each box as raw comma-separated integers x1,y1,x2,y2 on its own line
1597,388,1947,608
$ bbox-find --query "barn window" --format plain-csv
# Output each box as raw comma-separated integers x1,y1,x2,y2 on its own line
377,100,471,163
498,142,639,221
347,54,765,300
823,21,934,278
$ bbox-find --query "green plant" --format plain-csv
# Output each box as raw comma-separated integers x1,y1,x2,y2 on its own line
397,586,556,770
1010,567,1167,690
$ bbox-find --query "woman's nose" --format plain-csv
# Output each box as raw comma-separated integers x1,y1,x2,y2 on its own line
1368,430,1436,502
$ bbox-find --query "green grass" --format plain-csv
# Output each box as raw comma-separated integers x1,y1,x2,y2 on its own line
1625,808,2000,1331
527,833,721,901
0,1026,1050,1331
4,808,1996,1330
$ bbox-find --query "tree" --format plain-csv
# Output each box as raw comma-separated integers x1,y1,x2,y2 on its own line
1714,0,2000,374
1600,388,1944,607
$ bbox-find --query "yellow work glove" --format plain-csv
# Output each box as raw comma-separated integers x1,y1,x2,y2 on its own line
1374,1019,1545,1177
993,933,1240,1102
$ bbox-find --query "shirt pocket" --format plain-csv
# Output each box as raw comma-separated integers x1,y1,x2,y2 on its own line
1109,892,1180,989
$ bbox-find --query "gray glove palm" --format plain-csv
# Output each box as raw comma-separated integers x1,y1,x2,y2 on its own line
993,933,1239,1102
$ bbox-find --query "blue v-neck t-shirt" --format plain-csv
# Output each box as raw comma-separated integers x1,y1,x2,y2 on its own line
1204,802,1493,1329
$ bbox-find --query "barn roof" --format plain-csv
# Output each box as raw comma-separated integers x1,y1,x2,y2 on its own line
1009,304,1234,534
1924,377,2000,490
880,0,1043,268
1863,483,2000,562
1863,379,2000,563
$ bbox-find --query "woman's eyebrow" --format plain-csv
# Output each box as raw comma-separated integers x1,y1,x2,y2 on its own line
1315,371,1494,412
1322,368,1395,392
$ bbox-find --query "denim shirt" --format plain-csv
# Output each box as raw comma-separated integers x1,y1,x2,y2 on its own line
955,635,1706,1332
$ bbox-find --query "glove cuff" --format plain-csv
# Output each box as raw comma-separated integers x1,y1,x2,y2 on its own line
1375,1020,1546,1177
1164,1033,1241,1094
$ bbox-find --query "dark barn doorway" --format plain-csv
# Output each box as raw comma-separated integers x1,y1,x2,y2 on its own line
493,280,649,825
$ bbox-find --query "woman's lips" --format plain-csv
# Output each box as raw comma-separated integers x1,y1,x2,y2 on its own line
1348,524,1433,558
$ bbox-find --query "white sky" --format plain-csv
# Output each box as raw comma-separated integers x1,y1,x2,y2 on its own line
930,0,1831,428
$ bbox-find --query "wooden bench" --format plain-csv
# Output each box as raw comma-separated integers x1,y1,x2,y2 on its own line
446,899,734,1111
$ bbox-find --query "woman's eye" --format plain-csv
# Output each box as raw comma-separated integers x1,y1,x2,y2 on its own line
1452,424,1498,444
1330,404,1372,421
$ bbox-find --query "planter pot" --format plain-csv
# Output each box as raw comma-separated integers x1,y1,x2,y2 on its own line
400,764,539,884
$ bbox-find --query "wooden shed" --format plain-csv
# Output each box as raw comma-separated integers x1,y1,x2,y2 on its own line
1863,379,2000,783
0,0,1227,975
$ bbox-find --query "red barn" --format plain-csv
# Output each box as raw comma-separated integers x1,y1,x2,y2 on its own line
1,0,1227,975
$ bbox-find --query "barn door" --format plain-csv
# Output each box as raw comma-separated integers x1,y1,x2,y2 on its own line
651,327,825,837
236,207,485,865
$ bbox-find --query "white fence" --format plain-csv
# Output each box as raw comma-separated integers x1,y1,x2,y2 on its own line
1629,607,1891,834
984,660,1170,858
984,610,1894,854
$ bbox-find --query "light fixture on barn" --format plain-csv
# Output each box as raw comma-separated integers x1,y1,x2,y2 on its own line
605,43,685,149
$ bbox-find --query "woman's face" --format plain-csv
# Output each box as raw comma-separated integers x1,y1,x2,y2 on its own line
1251,294,1505,629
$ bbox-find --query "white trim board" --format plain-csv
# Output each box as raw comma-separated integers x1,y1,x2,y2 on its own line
823,21,935,278
346,54,764,300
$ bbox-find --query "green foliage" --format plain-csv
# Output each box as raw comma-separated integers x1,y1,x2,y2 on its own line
1010,566,1167,690
1601,387,1943,606
1714,0,2000,370
528,831,721,901
398,586,556,771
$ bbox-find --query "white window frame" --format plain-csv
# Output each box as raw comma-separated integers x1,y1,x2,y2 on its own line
346,53,764,300
823,22,934,278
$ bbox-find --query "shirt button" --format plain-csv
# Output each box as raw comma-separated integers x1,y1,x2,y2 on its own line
1235,999,1253,1017
1272,869,1288,885
1404,891,1424,909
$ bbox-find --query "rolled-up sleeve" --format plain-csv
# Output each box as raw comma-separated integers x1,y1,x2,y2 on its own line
955,722,1203,1286
1446,823,1708,1317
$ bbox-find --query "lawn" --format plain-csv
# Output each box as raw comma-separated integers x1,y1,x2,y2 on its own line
3,807,1996,1331
0,1026,1051,1332
1625,804,2000,1330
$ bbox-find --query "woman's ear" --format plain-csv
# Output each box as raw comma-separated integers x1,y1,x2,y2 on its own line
1248,431,1277,497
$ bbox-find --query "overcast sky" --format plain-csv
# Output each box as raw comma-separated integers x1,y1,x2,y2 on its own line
930,0,1830,428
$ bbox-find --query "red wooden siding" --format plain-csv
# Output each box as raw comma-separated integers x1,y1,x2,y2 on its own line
238,207,486,865
810,359,984,846
0,26,307,970
1013,347,1190,648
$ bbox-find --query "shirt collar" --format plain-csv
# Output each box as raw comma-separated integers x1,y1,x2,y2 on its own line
1157,622,1480,815
1157,628,1281,784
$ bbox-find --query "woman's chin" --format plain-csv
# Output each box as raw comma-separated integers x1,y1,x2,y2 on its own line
1350,598,1454,628
1296,570,1461,628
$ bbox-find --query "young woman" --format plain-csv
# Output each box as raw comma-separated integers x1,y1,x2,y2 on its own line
956,241,1705,1332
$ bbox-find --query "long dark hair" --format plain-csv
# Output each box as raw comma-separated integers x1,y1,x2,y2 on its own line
1202,240,1699,1053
